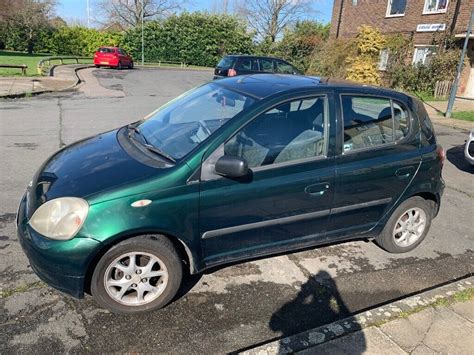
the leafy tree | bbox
[274,20,330,72]
[1,0,56,53]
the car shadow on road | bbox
[268,270,366,353]
[446,145,474,173]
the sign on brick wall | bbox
[416,23,446,32]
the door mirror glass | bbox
[215,155,249,178]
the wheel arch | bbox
[407,191,440,217]
[83,230,199,295]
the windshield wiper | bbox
[127,124,176,163]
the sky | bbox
[55,0,334,26]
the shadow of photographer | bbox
[269,270,366,354]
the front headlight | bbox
[29,197,89,240]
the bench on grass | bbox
[0,64,28,75]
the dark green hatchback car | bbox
[17,75,444,314]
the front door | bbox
[199,95,336,265]
[327,94,421,240]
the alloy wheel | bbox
[392,207,427,247]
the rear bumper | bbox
[93,58,119,66]
[17,194,102,298]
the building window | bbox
[423,0,448,14]
[413,46,437,65]
[386,0,407,17]
[378,49,389,71]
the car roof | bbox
[214,74,411,101]
[225,54,290,62]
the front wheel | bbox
[375,197,433,253]
[91,235,183,314]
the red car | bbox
[94,47,134,69]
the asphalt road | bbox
[0,67,473,353]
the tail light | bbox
[437,145,445,168]
[228,69,237,77]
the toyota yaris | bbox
[17,75,444,314]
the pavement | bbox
[0,67,473,353]
[0,64,90,97]
[245,277,474,354]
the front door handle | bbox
[305,183,330,196]
[395,167,416,179]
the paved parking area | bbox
[0,68,473,353]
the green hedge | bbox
[121,12,254,67]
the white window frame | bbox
[412,45,438,65]
[423,0,449,15]
[386,0,407,18]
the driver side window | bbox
[224,96,327,169]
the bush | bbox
[345,25,385,84]
[306,39,356,78]
[121,12,254,67]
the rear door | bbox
[327,93,421,241]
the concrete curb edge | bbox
[242,276,474,354]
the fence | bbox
[434,80,453,99]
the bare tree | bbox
[95,0,186,29]
[235,0,314,42]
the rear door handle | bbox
[395,167,416,179]
[305,183,330,196]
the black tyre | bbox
[375,197,433,253]
[117,61,122,70]
[129,61,134,69]
[95,65,100,68]
[91,235,183,314]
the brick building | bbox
[330,0,474,98]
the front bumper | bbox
[17,194,102,298]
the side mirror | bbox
[215,155,249,178]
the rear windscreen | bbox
[98,48,114,53]
[217,57,234,68]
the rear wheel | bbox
[129,61,134,69]
[91,235,183,314]
[117,61,122,70]
[95,65,100,68]
[375,197,433,253]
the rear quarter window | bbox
[217,57,235,69]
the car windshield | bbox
[217,57,234,68]
[137,83,256,160]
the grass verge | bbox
[0,50,92,77]
[451,111,474,122]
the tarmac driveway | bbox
[0,67,473,353]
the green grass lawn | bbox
[451,111,474,122]
[0,50,92,77]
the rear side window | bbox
[217,57,234,69]
[342,95,409,152]
[98,48,114,53]
[236,58,258,71]
[259,59,274,72]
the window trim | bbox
[201,94,331,179]
[339,94,412,156]
[412,45,438,65]
[422,0,449,15]
[385,0,407,18]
